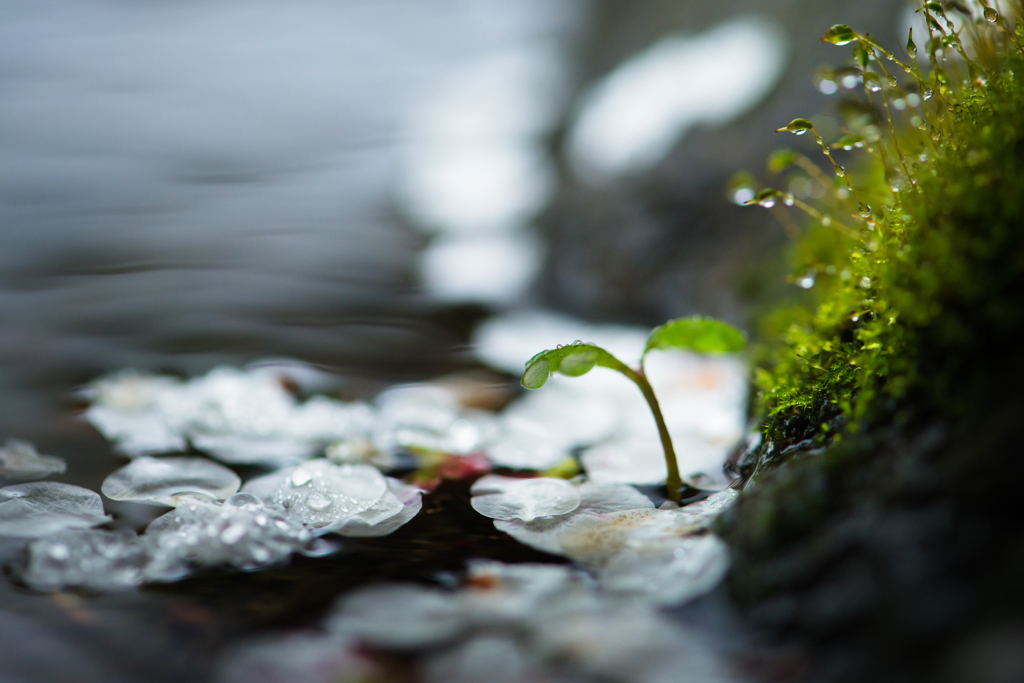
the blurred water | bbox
[0,0,581,445]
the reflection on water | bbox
[0,2,581,680]
[0,0,582,446]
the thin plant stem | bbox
[615,358,682,502]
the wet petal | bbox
[23,528,149,592]
[327,478,423,538]
[458,561,585,626]
[470,475,580,522]
[269,460,388,533]
[84,405,187,457]
[598,533,730,606]
[189,434,316,467]
[581,437,667,485]
[101,456,241,507]
[493,482,653,556]
[216,632,379,683]
[144,492,311,579]
[0,440,66,480]
[328,584,465,650]
[484,421,571,471]
[423,636,529,683]
[0,482,110,537]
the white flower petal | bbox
[0,482,110,537]
[23,528,149,592]
[470,475,580,522]
[144,492,311,579]
[327,478,423,538]
[101,456,241,507]
[328,585,465,650]
[268,460,388,533]
[0,440,66,480]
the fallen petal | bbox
[493,482,653,556]
[145,492,311,579]
[269,460,388,533]
[0,440,67,480]
[328,584,465,650]
[23,528,149,592]
[327,478,423,538]
[0,482,111,537]
[598,534,731,606]
[101,456,241,507]
[470,475,580,522]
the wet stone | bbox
[470,475,581,522]
[0,482,111,538]
[101,456,241,507]
[0,440,67,481]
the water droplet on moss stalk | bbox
[924,88,934,100]
[858,203,873,218]
[984,7,998,23]
[799,271,816,289]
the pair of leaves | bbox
[521,317,747,389]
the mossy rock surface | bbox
[724,20,1024,683]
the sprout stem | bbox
[613,359,683,502]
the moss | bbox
[723,8,1024,681]
[752,16,1024,459]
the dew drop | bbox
[868,82,882,93]
[930,126,941,142]
[984,7,999,23]
[887,75,898,88]
[799,272,816,289]
[860,276,872,289]
[758,197,776,209]
[306,492,332,511]
[924,88,934,100]
[822,216,833,227]
[858,203,872,219]
[290,469,312,487]
[783,194,795,207]
[835,165,847,178]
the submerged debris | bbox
[101,456,241,507]
[0,440,67,480]
[0,482,111,537]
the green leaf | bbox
[776,118,815,135]
[822,24,858,46]
[643,317,747,359]
[521,342,620,389]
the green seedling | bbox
[520,317,746,502]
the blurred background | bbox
[0,1,910,678]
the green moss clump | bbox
[751,15,1024,458]
[723,8,1024,681]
